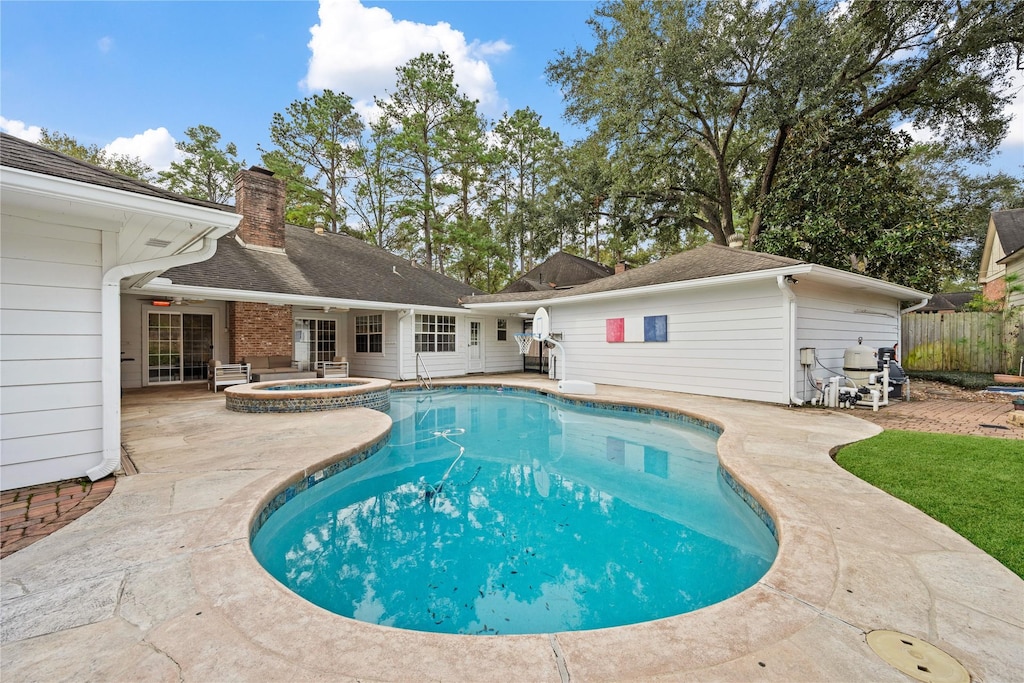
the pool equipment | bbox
[809,340,908,411]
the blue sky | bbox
[1,0,1021,177]
[1,0,599,170]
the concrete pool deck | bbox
[2,377,1022,681]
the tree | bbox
[899,144,1024,284]
[548,0,1022,259]
[37,129,153,180]
[345,118,411,252]
[260,90,364,233]
[378,52,483,270]
[756,119,965,292]
[492,108,563,274]
[157,125,244,203]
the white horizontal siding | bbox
[549,282,787,403]
[1,406,104,440]
[1,213,105,489]
[0,452,101,491]
[1,283,102,313]
[0,335,103,361]
[794,281,902,403]
[0,258,102,289]
[482,316,523,374]
[349,310,400,380]
[0,382,102,414]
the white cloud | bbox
[104,127,182,172]
[302,0,511,115]
[97,36,114,54]
[0,116,43,142]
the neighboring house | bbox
[1,134,241,490]
[465,245,928,405]
[978,208,1024,309]
[501,251,614,293]
[914,292,977,314]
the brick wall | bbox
[228,301,293,361]
[982,277,1006,304]
[235,167,286,250]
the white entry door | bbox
[467,318,484,373]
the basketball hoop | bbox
[514,333,536,355]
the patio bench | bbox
[209,361,251,392]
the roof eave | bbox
[464,262,928,310]
[136,281,470,314]
[0,166,237,228]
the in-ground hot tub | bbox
[224,377,391,413]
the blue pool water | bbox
[251,388,777,635]
[262,382,357,391]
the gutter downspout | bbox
[777,275,804,406]
[88,233,220,482]
[898,298,930,364]
[397,308,414,381]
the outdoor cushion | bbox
[247,356,270,369]
[269,355,292,368]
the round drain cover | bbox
[866,630,969,683]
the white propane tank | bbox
[843,340,877,389]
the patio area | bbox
[1,376,1022,681]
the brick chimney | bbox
[234,166,286,251]
[615,260,628,274]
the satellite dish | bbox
[532,307,550,341]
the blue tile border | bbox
[720,468,778,540]
[227,387,390,413]
[249,434,389,542]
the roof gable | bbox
[501,251,613,293]
[992,208,1024,262]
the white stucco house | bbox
[1,133,929,490]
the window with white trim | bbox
[355,314,383,353]
[415,314,456,352]
[497,318,508,341]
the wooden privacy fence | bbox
[901,310,1024,373]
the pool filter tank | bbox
[843,341,907,400]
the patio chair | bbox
[209,359,251,392]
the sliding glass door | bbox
[147,312,213,384]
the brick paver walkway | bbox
[0,477,115,558]
[857,395,1023,439]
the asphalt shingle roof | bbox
[993,208,1024,261]
[0,133,231,213]
[501,251,614,293]
[469,244,803,304]
[164,225,482,308]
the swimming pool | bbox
[250,387,777,635]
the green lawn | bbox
[835,430,1024,578]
